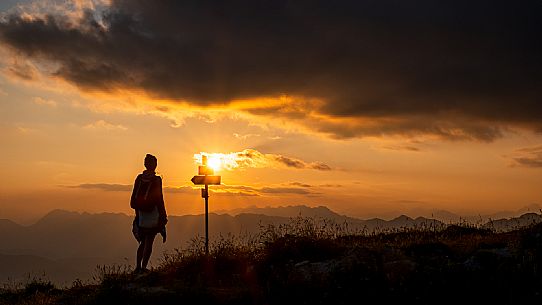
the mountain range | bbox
[0,205,541,286]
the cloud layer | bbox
[507,145,542,168]
[66,182,320,196]
[1,0,541,141]
[64,183,132,191]
[194,149,332,171]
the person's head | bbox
[144,154,157,171]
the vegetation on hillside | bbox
[1,216,541,305]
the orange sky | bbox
[1,73,540,224]
[0,0,541,224]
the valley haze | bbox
[1,205,541,286]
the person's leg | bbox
[141,233,156,270]
[136,240,144,271]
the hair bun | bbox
[145,154,157,164]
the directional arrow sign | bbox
[191,175,221,185]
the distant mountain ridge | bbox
[412,203,542,223]
[482,212,542,231]
[219,205,352,219]
[0,205,540,285]
[220,203,542,224]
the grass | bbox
[1,216,542,305]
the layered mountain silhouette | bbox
[0,205,540,285]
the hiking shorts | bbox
[138,227,159,242]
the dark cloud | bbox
[512,158,542,168]
[163,186,194,193]
[217,184,318,195]
[7,61,38,80]
[64,183,132,191]
[215,184,257,192]
[380,145,421,152]
[310,162,332,171]
[260,187,316,195]
[507,145,542,168]
[1,0,541,140]
[165,184,259,196]
[211,184,259,196]
[290,182,343,188]
[319,184,343,188]
[211,190,259,197]
[274,155,305,169]
[273,155,332,171]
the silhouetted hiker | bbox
[130,154,168,273]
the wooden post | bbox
[204,183,209,255]
[202,155,209,255]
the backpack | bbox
[132,176,157,212]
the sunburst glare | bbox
[207,156,222,171]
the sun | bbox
[207,156,222,172]
[195,152,239,172]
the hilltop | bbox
[1,215,541,305]
[0,206,541,286]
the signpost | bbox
[191,175,221,185]
[191,155,221,255]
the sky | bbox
[0,0,541,224]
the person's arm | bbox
[156,176,168,226]
[130,175,141,210]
